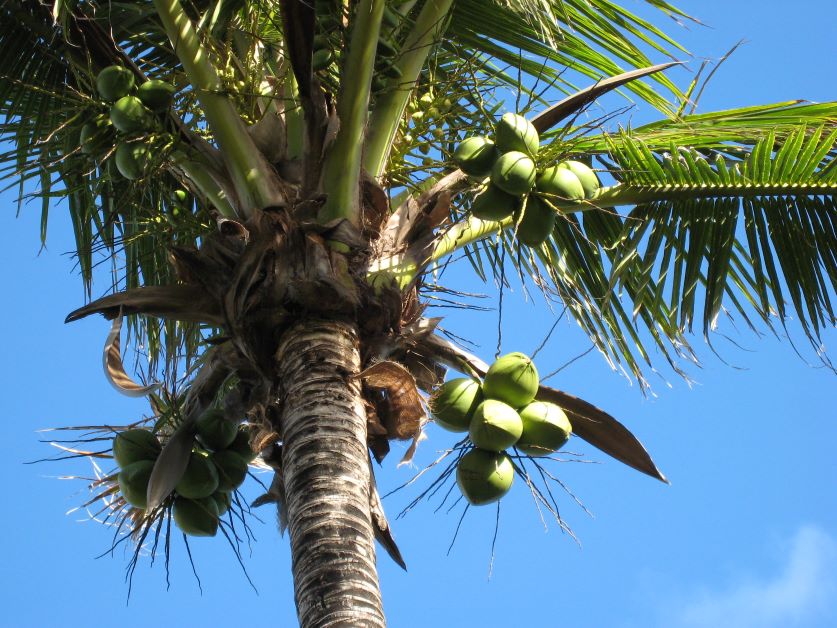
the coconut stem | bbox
[152,0,281,215]
[318,0,387,223]
[170,151,236,218]
[363,0,454,180]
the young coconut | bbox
[114,142,153,180]
[470,183,518,221]
[212,450,249,492]
[515,195,556,247]
[118,460,155,509]
[173,495,220,537]
[453,136,498,177]
[175,451,220,499]
[536,164,585,203]
[137,79,176,112]
[490,151,537,197]
[112,428,161,467]
[226,427,258,462]
[196,407,238,451]
[429,378,483,432]
[96,65,135,102]
[559,160,600,199]
[469,399,523,451]
[212,491,232,516]
[79,116,113,157]
[494,112,539,156]
[517,401,572,456]
[456,449,515,506]
[109,95,154,134]
[482,352,540,408]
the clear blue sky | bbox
[1,2,835,627]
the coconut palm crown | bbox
[1,1,834,626]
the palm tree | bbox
[2,1,834,626]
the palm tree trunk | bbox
[275,318,385,627]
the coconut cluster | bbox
[429,353,573,506]
[81,65,176,180]
[112,408,256,537]
[453,112,601,246]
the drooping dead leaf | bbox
[369,459,406,570]
[358,361,426,440]
[102,311,159,398]
[146,424,196,511]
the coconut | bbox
[312,49,333,72]
[536,165,584,202]
[109,96,153,134]
[226,427,258,462]
[517,401,572,456]
[112,428,161,467]
[137,79,175,112]
[196,408,238,451]
[482,352,539,408]
[559,160,600,199]
[212,450,249,492]
[515,195,556,247]
[80,117,113,157]
[469,399,523,451]
[494,112,539,157]
[118,460,155,509]
[212,491,232,516]
[430,378,483,432]
[114,141,152,180]
[453,136,498,177]
[175,451,220,499]
[490,151,536,197]
[456,449,514,506]
[470,183,518,221]
[96,65,135,102]
[173,496,219,537]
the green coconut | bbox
[536,165,585,202]
[430,378,483,432]
[515,195,556,247]
[469,399,523,452]
[482,352,539,408]
[494,112,539,157]
[456,449,514,506]
[453,136,498,177]
[470,183,518,221]
[212,491,232,516]
[196,408,238,451]
[79,117,113,157]
[173,496,220,537]
[559,160,600,199]
[226,427,258,462]
[173,189,189,203]
[490,151,537,197]
[96,65,135,102]
[175,451,220,499]
[112,429,161,467]
[312,48,333,72]
[109,96,153,134]
[213,450,249,492]
[137,79,175,112]
[517,401,572,456]
[118,460,155,509]
[114,141,152,180]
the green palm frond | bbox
[565,101,837,154]
[449,0,692,116]
[596,129,836,342]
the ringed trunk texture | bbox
[275,318,385,627]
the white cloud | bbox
[672,525,837,628]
